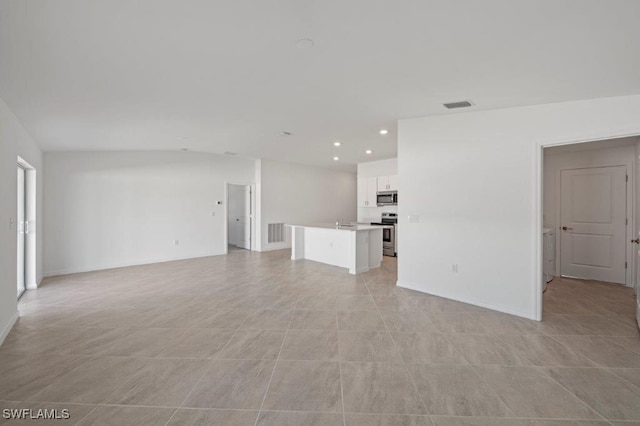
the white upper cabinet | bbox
[358,177,378,208]
[377,175,398,192]
[388,174,399,191]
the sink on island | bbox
[286,223,384,274]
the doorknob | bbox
[561,226,573,231]
[631,238,640,244]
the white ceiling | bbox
[1,0,640,171]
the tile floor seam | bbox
[601,334,640,356]
[536,365,612,422]
[441,333,510,367]
[549,334,640,368]
[160,407,180,426]
[492,332,590,368]
[370,279,431,417]
[336,307,347,426]
[5,401,630,422]
[606,368,640,392]
[426,413,618,421]
[17,355,110,404]
[253,304,295,426]
[78,357,202,408]
[172,321,248,411]
[456,361,517,418]
[2,401,195,410]
[72,404,99,425]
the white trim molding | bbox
[0,311,19,348]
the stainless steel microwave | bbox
[377,191,397,206]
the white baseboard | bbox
[44,251,226,277]
[0,311,19,348]
[396,280,537,321]
[26,276,42,290]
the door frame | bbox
[535,132,640,321]
[224,181,256,253]
[17,156,37,291]
[17,164,26,299]
[555,164,633,286]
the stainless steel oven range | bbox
[370,212,397,257]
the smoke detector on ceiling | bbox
[296,38,314,49]
[443,100,474,109]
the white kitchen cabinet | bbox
[358,177,378,208]
[388,174,399,191]
[377,175,399,192]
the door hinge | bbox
[626,174,629,182]
[625,261,628,269]
[626,218,628,225]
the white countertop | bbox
[287,223,384,231]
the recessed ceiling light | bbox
[333,156,339,161]
[334,141,341,147]
[379,129,388,135]
[296,38,314,49]
[365,150,373,154]
[180,148,188,151]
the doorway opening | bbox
[226,183,254,252]
[17,165,26,299]
[540,136,639,324]
[17,156,36,299]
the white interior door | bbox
[227,186,238,246]
[560,166,627,284]
[237,186,251,249]
[17,166,26,298]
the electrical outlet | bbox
[451,264,458,273]
[173,240,179,246]
[211,211,216,216]
[408,215,420,223]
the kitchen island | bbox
[287,223,383,274]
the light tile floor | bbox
[1,249,639,425]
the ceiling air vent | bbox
[443,100,474,109]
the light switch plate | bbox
[408,215,420,223]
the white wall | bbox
[357,158,398,223]
[358,158,398,177]
[543,141,637,279]
[0,97,43,343]
[259,159,357,251]
[43,151,256,275]
[398,94,640,320]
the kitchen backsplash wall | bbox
[358,205,398,223]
